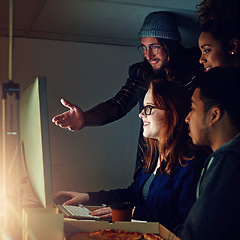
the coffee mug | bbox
[110,202,133,223]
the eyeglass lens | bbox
[140,105,153,115]
[138,46,159,56]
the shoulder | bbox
[205,139,240,177]
[213,134,240,163]
[201,146,240,191]
[134,167,151,182]
[129,62,144,70]
[212,149,240,168]
[128,62,145,78]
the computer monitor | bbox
[20,77,53,208]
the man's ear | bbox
[229,38,240,55]
[209,106,223,126]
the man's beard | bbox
[147,60,168,76]
[151,64,167,77]
[196,115,211,147]
[196,126,210,147]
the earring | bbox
[231,51,235,55]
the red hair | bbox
[143,79,193,175]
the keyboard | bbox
[57,204,100,220]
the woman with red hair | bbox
[54,80,209,232]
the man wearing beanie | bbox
[139,11,181,41]
[53,11,201,174]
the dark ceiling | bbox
[0,0,202,47]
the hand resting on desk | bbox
[53,191,112,219]
[90,207,112,219]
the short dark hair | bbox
[193,67,240,129]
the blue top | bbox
[87,149,208,232]
[176,133,240,240]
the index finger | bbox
[52,113,65,122]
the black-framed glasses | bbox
[139,105,160,115]
[138,45,162,56]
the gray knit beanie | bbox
[138,11,181,41]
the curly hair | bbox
[196,0,240,25]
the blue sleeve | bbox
[86,169,146,205]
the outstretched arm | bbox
[52,63,145,131]
[52,98,122,131]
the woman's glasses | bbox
[139,105,160,115]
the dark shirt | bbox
[176,133,240,240]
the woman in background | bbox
[54,80,209,232]
[198,20,240,72]
[197,0,240,71]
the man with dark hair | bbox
[177,67,240,240]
